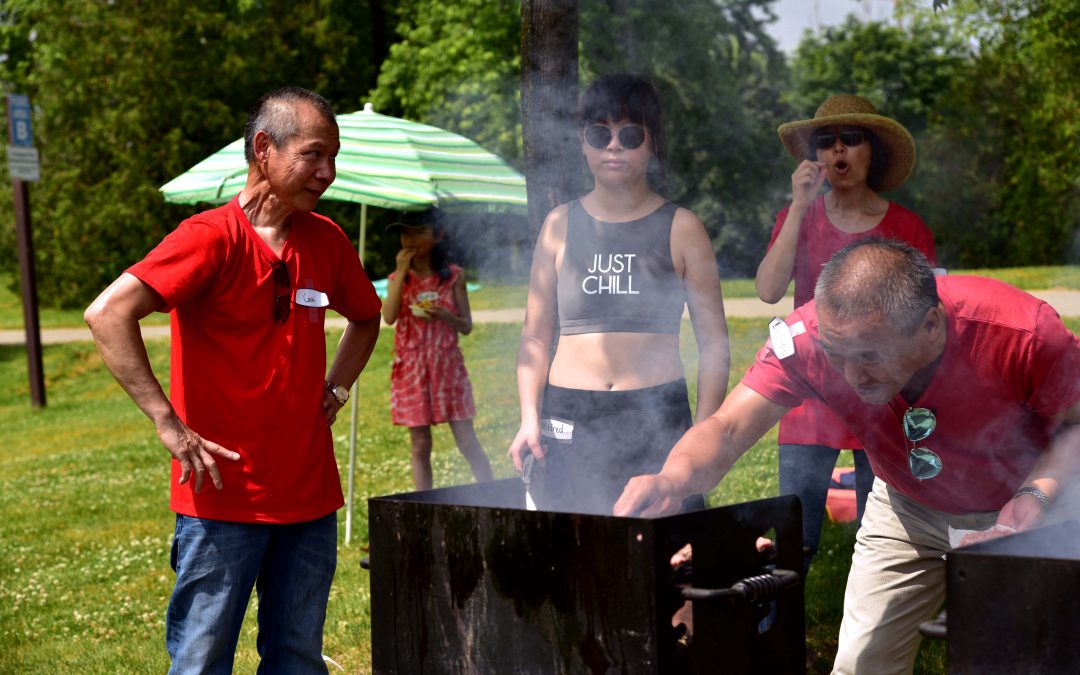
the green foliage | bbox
[0,0,389,308]
[917,0,1080,267]
[786,0,1080,269]
[368,0,523,164]
[579,0,792,278]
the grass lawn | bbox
[0,316,955,674]
[3,293,1079,672]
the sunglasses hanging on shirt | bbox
[902,407,942,480]
[272,260,291,324]
[583,124,647,150]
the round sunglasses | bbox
[583,124,647,150]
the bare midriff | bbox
[548,332,684,390]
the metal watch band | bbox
[1012,486,1049,507]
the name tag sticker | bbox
[790,321,806,337]
[540,417,574,442]
[768,317,795,360]
[295,288,330,308]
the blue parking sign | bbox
[8,94,33,147]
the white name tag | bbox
[769,317,795,360]
[295,288,329,308]
[540,417,574,442]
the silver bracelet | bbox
[1012,486,1050,507]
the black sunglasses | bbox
[902,407,942,480]
[272,260,291,324]
[583,124,647,150]
[813,129,866,150]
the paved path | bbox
[4,290,1080,345]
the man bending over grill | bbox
[615,237,1080,675]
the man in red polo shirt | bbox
[615,238,1080,674]
[84,87,381,673]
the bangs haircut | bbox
[244,86,336,164]
[579,74,665,166]
[815,237,939,335]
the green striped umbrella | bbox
[161,103,527,211]
[160,104,527,543]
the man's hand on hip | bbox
[156,417,240,493]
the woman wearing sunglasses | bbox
[508,74,730,514]
[756,94,937,571]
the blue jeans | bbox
[165,513,337,674]
[778,444,874,571]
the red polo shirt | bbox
[742,276,1080,513]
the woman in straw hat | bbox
[508,74,730,515]
[756,94,937,571]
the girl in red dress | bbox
[382,216,493,490]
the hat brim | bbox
[778,113,916,192]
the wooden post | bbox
[520,0,581,239]
[7,94,45,408]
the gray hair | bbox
[815,237,940,335]
[243,87,336,164]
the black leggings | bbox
[536,379,695,515]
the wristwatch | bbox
[325,381,350,405]
[1012,485,1050,508]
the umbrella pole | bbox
[345,203,368,546]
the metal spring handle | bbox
[681,569,800,603]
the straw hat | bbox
[777,94,916,192]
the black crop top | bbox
[556,200,686,335]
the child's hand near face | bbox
[395,247,415,274]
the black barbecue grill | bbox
[918,519,1080,674]
[366,479,805,674]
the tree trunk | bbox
[520,0,581,240]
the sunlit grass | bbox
[4,316,1079,672]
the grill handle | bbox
[681,568,800,603]
[918,610,947,641]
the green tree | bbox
[579,0,791,277]
[787,10,968,234]
[786,0,1080,269]
[918,0,1080,267]
[368,0,523,164]
[0,0,387,308]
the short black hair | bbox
[579,74,666,170]
[243,87,336,164]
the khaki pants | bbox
[832,479,998,675]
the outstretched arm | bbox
[614,384,789,517]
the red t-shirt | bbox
[741,276,1080,514]
[767,196,937,448]
[127,198,381,523]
